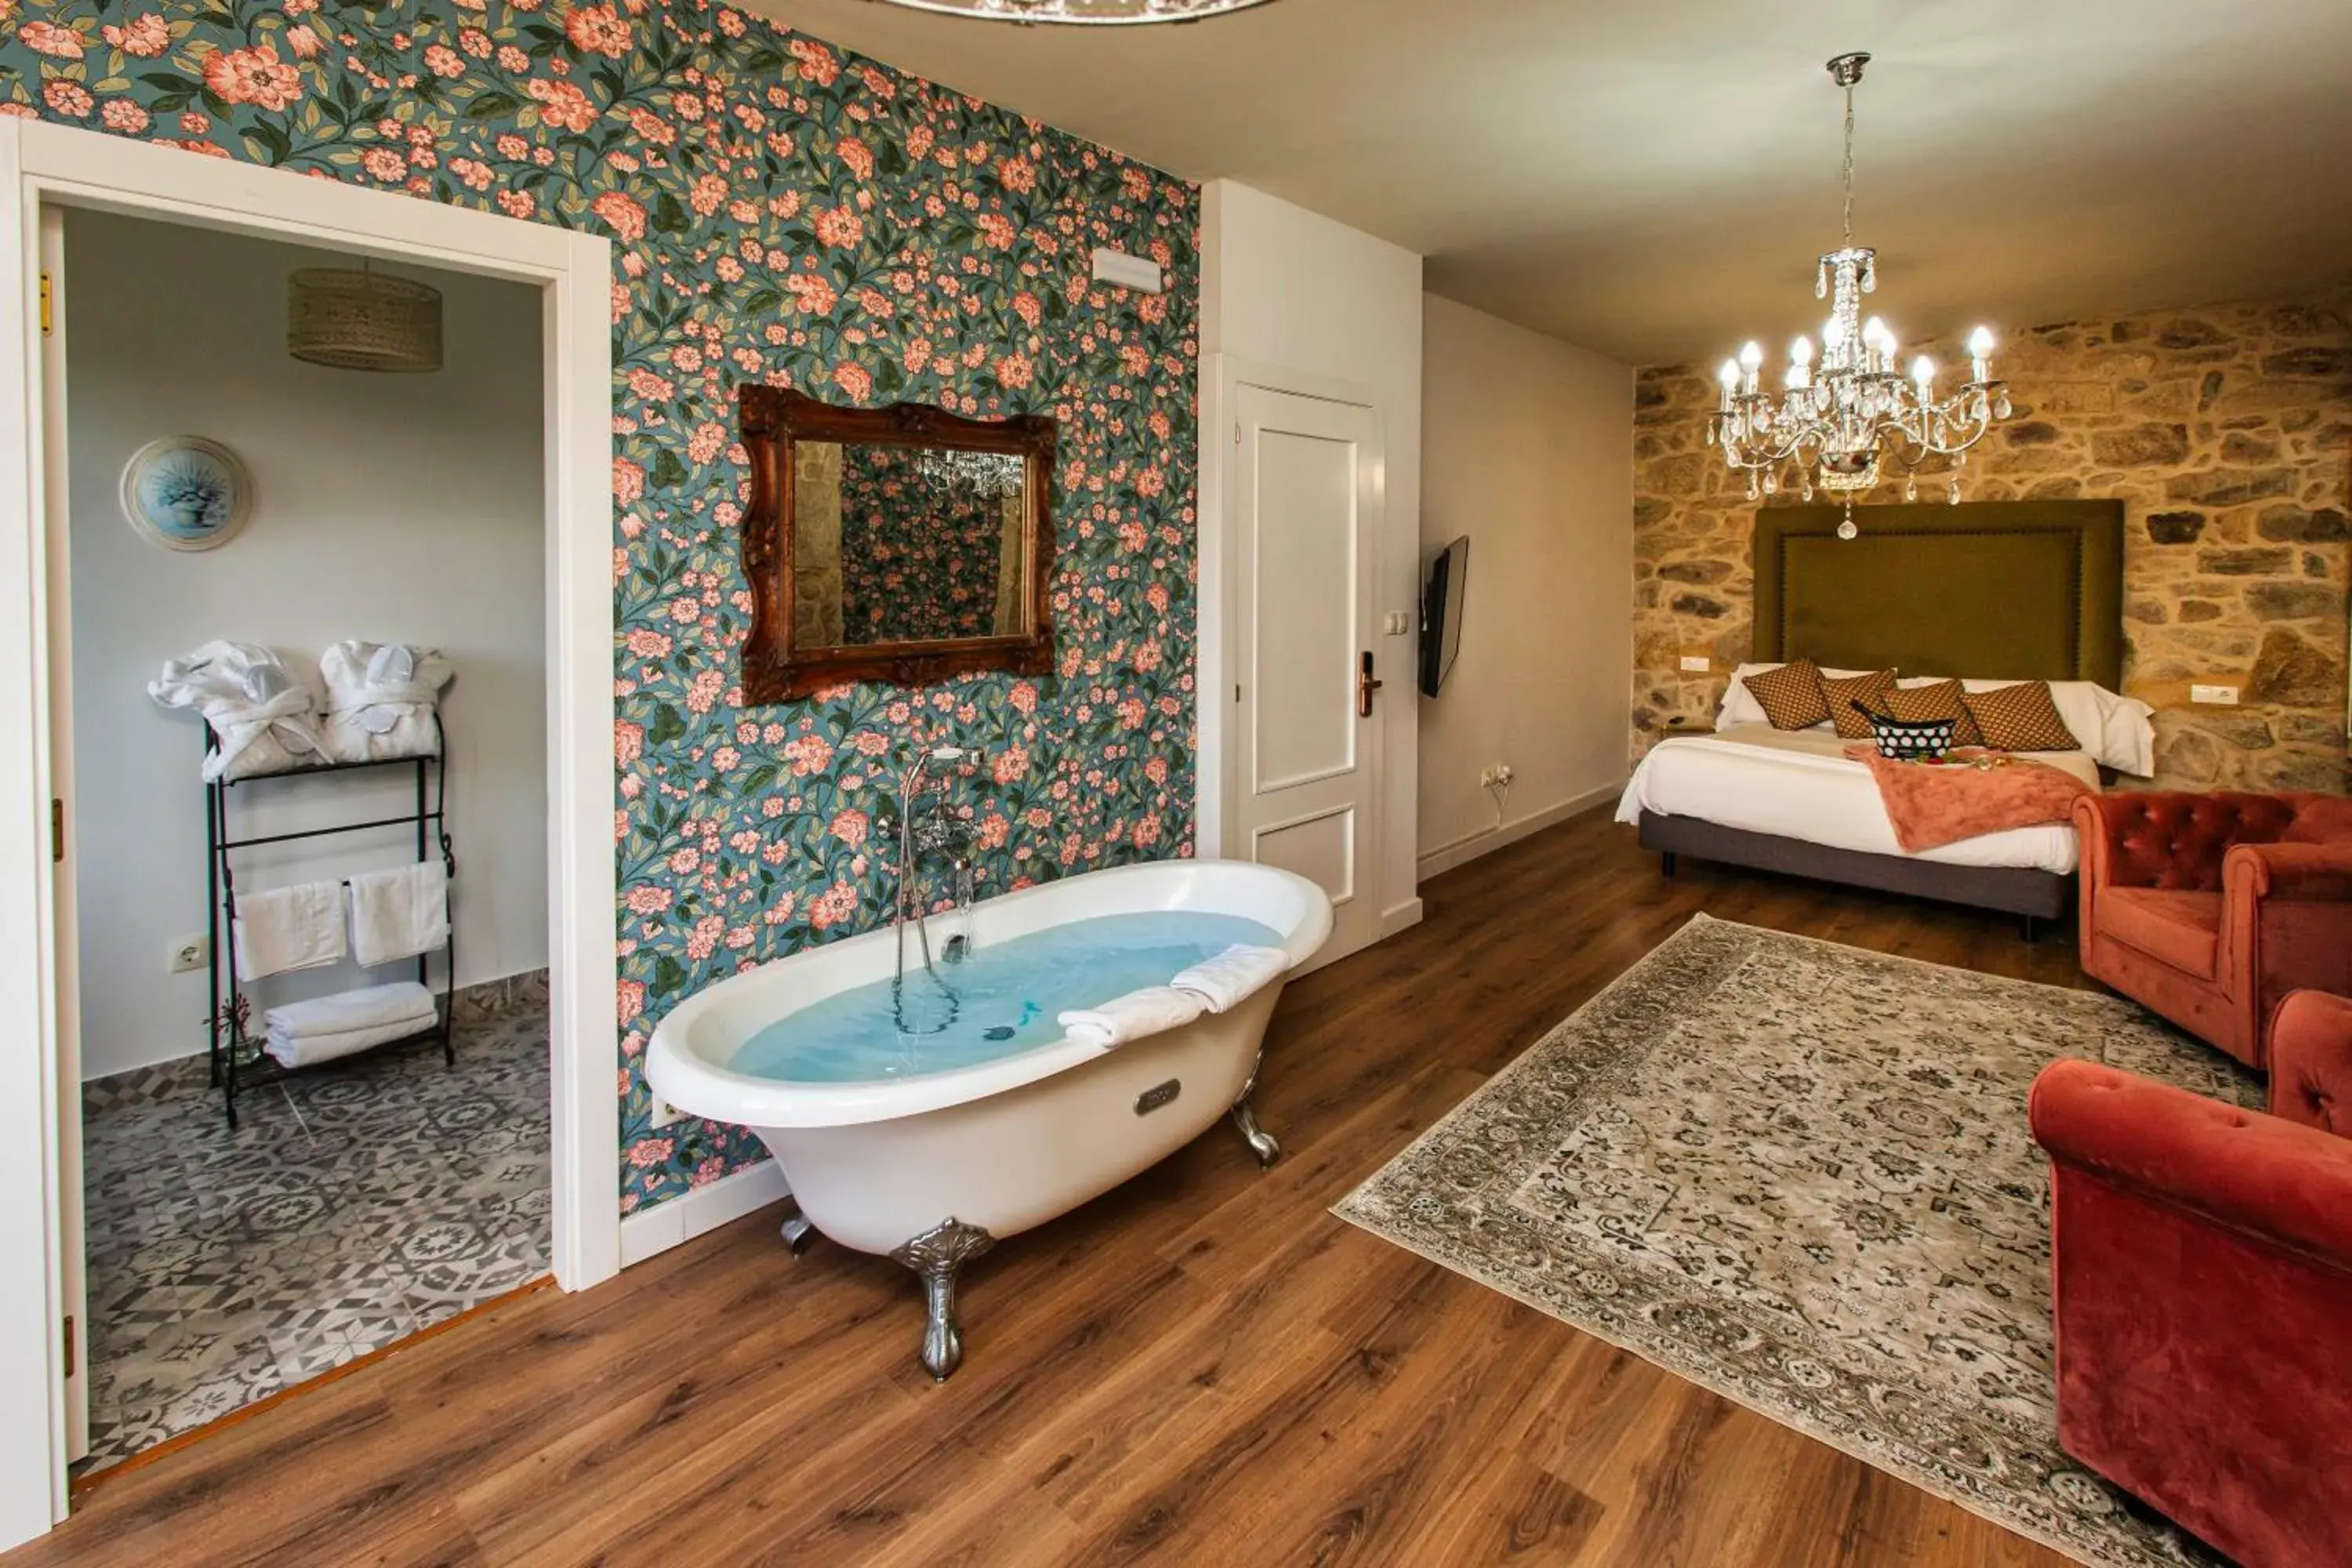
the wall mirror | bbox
[739,388,1057,702]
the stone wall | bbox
[1633,289,2352,791]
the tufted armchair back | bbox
[2090,791,2325,891]
[2270,991,2352,1138]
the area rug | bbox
[1335,915,2259,1567]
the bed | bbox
[1620,500,2142,933]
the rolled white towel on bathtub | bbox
[1058,985,1207,1050]
[1168,943,1289,1014]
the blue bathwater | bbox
[728,910,1284,1084]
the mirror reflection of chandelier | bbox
[865,0,1272,21]
[917,448,1025,499]
[1709,53,2015,538]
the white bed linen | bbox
[1617,724,2096,873]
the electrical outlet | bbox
[2189,683,2240,706]
[1679,655,1711,673]
[649,1093,681,1130]
[167,934,207,975]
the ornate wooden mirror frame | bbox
[738,387,1058,702]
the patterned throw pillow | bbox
[1886,679,1985,748]
[1963,681,2083,752]
[1822,669,1897,739]
[1743,659,1831,730]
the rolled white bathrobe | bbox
[149,641,331,782]
[320,641,452,764]
[1058,985,1207,1050]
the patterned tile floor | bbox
[77,995,550,1475]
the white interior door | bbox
[38,207,86,1464]
[1232,383,1384,966]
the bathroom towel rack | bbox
[202,717,457,1130]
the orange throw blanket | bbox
[1843,746,2092,853]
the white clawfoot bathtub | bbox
[645,858,1332,1377]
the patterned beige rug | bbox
[1336,915,2258,1567]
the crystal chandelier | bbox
[866,0,1274,23]
[917,448,1025,499]
[1710,53,2013,538]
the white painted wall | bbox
[1417,295,1633,878]
[63,209,546,1080]
[1197,179,1425,935]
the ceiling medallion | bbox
[864,0,1275,24]
[1709,52,2013,539]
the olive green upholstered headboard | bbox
[1751,502,2125,689]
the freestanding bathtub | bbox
[645,858,1332,1378]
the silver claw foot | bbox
[889,1218,995,1381]
[1231,1058,1281,1169]
[1231,1095,1282,1168]
[779,1200,816,1257]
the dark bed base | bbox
[1637,810,2071,937]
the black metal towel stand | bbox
[204,714,458,1129]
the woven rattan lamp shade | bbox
[287,264,443,372]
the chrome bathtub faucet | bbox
[884,746,979,1036]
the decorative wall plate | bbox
[120,437,252,552]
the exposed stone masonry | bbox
[1633,289,2352,791]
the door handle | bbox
[1358,650,1382,718]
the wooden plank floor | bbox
[20,806,2097,1568]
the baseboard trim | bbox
[1380,898,1425,938]
[1416,781,1624,882]
[619,1157,790,1268]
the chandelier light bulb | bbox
[1791,336,1815,366]
[1911,355,1936,390]
[1739,341,1764,370]
[1968,325,1996,379]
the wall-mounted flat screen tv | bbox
[1419,535,1468,698]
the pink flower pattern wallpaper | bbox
[0,0,1201,1211]
[837,443,1011,644]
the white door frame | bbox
[0,119,619,1548]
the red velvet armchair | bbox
[2073,790,2352,1067]
[2030,992,2352,1568]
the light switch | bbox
[1679,655,1711,673]
[2189,683,2240,706]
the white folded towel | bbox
[349,861,449,967]
[232,880,347,981]
[263,980,437,1068]
[1168,943,1290,1014]
[264,1014,436,1069]
[1058,985,1207,1050]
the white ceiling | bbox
[757,0,2352,366]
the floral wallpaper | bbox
[0,0,1201,1211]
[837,443,1009,643]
